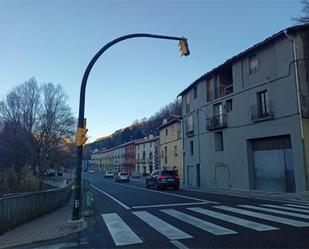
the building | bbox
[135,135,159,175]
[159,116,183,179]
[123,141,136,175]
[91,148,115,173]
[178,24,309,193]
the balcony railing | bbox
[207,84,233,102]
[136,159,146,163]
[206,114,227,130]
[251,101,274,122]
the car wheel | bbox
[174,186,179,190]
[146,182,150,189]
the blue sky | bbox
[0,0,302,141]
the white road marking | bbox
[262,204,309,214]
[170,240,190,249]
[239,205,309,220]
[102,213,143,246]
[284,203,309,209]
[161,209,237,235]
[105,179,217,203]
[32,243,78,249]
[215,206,309,227]
[188,207,278,231]
[133,211,192,240]
[90,184,131,210]
[132,201,211,209]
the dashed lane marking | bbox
[161,209,237,235]
[215,206,309,227]
[133,210,192,240]
[188,207,278,231]
[102,213,143,246]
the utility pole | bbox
[72,33,190,220]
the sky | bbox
[0,0,302,142]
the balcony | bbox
[136,159,146,164]
[251,101,274,122]
[206,114,227,130]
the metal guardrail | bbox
[0,181,73,235]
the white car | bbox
[104,171,114,178]
[114,172,129,182]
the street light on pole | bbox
[72,33,190,220]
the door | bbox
[187,166,196,187]
[252,135,295,192]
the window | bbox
[142,151,146,160]
[174,145,178,156]
[257,90,269,117]
[185,93,191,113]
[186,115,194,134]
[161,150,163,159]
[149,152,153,160]
[143,143,145,148]
[206,77,215,102]
[165,128,168,136]
[164,146,167,164]
[225,99,233,113]
[249,55,258,74]
[215,132,224,151]
[193,86,197,99]
[190,141,194,155]
[150,142,152,147]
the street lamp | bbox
[72,33,190,220]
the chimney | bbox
[162,118,168,125]
[149,134,153,139]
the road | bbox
[28,171,309,249]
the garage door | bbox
[252,135,295,192]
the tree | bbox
[0,78,76,193]
[294,0,309,24]
[36,83,75,176]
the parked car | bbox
[88,169,95,174]
[146,170,180,190]
[114,172,130,183]
[104,171,114,178]
[44,168,56,176]
[131,171,141,178]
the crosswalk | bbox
[101,202,309,247]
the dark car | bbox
[146,170,180,190]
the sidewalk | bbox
[0,198,87,249]
[122,174,309,203]
[183,186,309,203]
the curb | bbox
[182,187,309,204]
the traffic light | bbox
[179,39,190,57]
[76,119,88,146]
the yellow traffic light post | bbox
[179,38,190,56]
[72,33,190,220]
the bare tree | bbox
[37,83,75,175]
[293,0,309,24]
[0,79,76,193]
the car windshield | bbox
[161,171,177,176]
[119,173,128,176]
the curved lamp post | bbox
[73,33,190,220]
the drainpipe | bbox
[284,29,307,191]
[284,30,304,139]
[196,108,201,187]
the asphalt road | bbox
[81,172,309,249]
[26,172,309,249]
